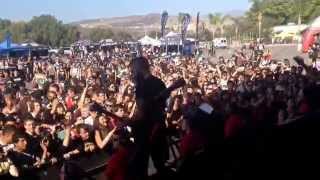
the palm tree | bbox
[248,0,264,40]
[178,13,191,38]
[219,15,232,36]
[208,13,226,39]
[178,13,185,32]
[228,16,241,40]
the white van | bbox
[213,38,228,48]
[60,47,73,56]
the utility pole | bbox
[297,0,302,51]
[298,0,302,25]
[258,12,262,42]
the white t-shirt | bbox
[220,79,228,90]
[84,116,94,126]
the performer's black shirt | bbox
[135,75,166,124]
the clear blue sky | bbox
[1,0,251,23]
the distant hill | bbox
[71,13,162,29]
[71,10,244,37]
[72,10,244,26]
[225,10,245,17]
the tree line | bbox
[0,15,79,47]
[0,15,133,47]
[208,0,320,41]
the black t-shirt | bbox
[63,134,96,156]
[26,113,42,123]
[135,75,166,123]
[62,138,82,154]
[25,133,40,156]
[7,150,38,179]
[95,126,114,154]
[7,151,37,169]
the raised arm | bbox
[294,56,319,78]
[95,128,116,149]
[77,85,88,109]
[129,102,136,119]
[62,126,71,147]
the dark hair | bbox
[77,123,91,133]
[50,84,60,93]
[131,57,150,73]
[30,100,41,112]
[12,131,26,143]
[89,102,103,113]
[131,57,150,85]
[39,129,52,142]
[68,86,76,93]
[2,125,16,136]
[114,104,124,111]
[23,118,35,124]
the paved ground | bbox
[213,44,310,65]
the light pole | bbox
[258,12,262,42]
[298,0,302,25]
[297,0,302,51]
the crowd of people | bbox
[0,42,320,180]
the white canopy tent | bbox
[71,40,92,47]
[100,39,116,46]
[160,31,182,46]
[311,16,320,28]
[138,35,161,46]
[20,41,42,47]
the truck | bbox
[213,38,228,48]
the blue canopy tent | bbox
[0,34,30,57]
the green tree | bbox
[89,28,114,42]
[229,16,241,40]
[303,0,320,22]
[114,31,133,41]
[28,15,67,46]
[245,0,320,40]
[208,13,227,39]
[9,22,29,42]
[27,15,79,47]
[60,25,80,46]
[178,13,185,32]
[0,18,11,41]
[149,30,160,39]
[199,28,213,41]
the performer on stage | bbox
[128,56,169,180]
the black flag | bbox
[196,12,200,41]
[161,11,169,38]
[181,14,191,43]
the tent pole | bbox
[166,38,168,55]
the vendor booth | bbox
[138,35,161,46]
[0,36,48,57]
